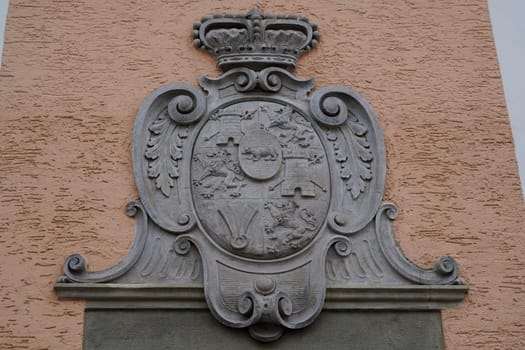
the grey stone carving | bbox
[55,7,467,344]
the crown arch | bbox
[193,8,319,71]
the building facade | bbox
[0,0,524,348]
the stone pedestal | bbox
[55,283,467,349]
[84,309,445,350]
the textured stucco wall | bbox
[0,0,524,349]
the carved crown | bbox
[193,8,320,71]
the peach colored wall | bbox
[0,0,524,348]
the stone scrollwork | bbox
[375,203,460,285]
[199,66,315,100]
[332,235,353,257]
[145,113,187,198]
[173,234,194,256]
[166,84,207,125]
[60,201,148,283]
[145,84,206,198]
[258,67,315,95]
[133,83,207,233]
[310,87,351,127]
[310,86,386,235]
[55,7,466,344]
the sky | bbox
[0,0,7,65]
[0,1,523,199]
[488,0,525,199]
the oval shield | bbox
[191,101,330,259]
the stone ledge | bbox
[55,283,467,310]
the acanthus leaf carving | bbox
[311,85,386,235]
[145,113,187,197]
[139,236,202,282]
[130,83,206,233]
[313,89,374,200]
[331,120,373,200]
[326,238,385,283]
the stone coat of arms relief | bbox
[55,8,466,343]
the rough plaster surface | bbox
[0,0,523,349]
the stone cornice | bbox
[55,283,467,310]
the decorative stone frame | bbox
[55,8,467,347]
